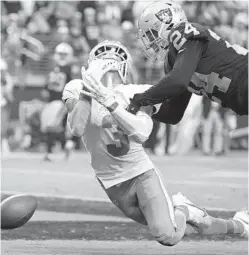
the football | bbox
[1,194,38,230]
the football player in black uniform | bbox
[128,1,248,124]
[42,42,74,161]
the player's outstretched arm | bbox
[153,89,192,124]
[132,40,205,107]
[63,79,91,137]
[109,103,154,143]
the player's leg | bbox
[213,111,224,155]
[44,131,55,161]
[135,169,209,246]
[103,170,189,246]
[202,112,212,155]
[194,212,248,237]
[102,178,147,225]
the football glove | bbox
[81,74,116,108]
[126,98,141,115]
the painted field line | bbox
[1,190,237,213]
[2,168,94,178]
[1,190,110,202]
[3,169,247,188]
[30,210,131,222]
[170,180,248,189]
[201,170,248,179]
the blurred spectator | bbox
[230,12,248,48]
[26,3,52,34]
[223,110,237,154]
[154,123,167,156]
[2,1,22,14]
[52,1,77,22]
[77,0,97,21]
[19,99,46,150]
[56,21,71,44]
[1,58,14,154]
[168,95,203,156]
[82,7,100,48]
[201,98,226,156]
[1,0,247,155]
[70,12,90,63]
[2,13,44,78]
[41,42,75,161]
[120,1,134,24]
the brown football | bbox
[1,194,37,229]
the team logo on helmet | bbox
[155,9,172,24]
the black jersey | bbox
[132,22,248,116]
[46,65,72,102]
[166,22,248,115]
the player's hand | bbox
[126,97,141,115]
[81,74,116,108]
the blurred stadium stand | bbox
[1,0,248,153]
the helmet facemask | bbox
[137,1,187,60]
[88,41,132,84]
[137,23,171,60]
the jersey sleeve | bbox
[169,22,209,51]
[62,79,82,102]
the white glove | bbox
[82,58,120,81]
[81,74,116,108]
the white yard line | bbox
[2,168,94,178]
[1,190,237,212]
[1,190,110,202]
[30,210,131,222]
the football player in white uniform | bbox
[63,41,249,245]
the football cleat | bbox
[172,192,211,228]
[233,211,249,238]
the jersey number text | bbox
[170,23,200,50]
[189,72,231,103]
[102,116,130,157]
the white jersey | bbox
[63,81,157,189]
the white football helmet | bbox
[137,1,187,60]
[54,42,73,66]
[88,40,132,84]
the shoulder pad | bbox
[169,22,209,51]
[62,79,82,101]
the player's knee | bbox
[123,208,135,219]
[156,235,180,247]
[154,229,180,247]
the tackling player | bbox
[127,1,248,123]
[63,41,248,245]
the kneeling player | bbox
[63,41,248,246]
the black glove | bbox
[126,97,141,115]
